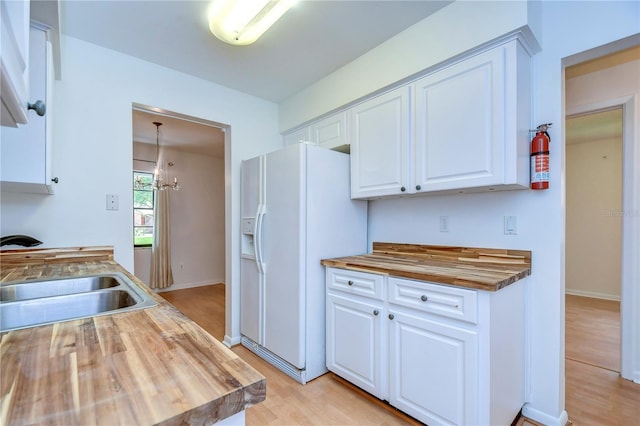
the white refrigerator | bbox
[240,143,367,384]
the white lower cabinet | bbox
[326,267,526,426]
[388,309,478,426]
[326,292,385,399]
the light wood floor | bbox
[160,285,640,425]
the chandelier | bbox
[151,121,180,191]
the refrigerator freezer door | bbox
[240,257,262,343]
[240,156,264,343]
[262,144,306,368]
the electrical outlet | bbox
[504,216,517,235]
[439,216,449,233]
[106,194,119,211]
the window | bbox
[134,171,154,246]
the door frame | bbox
[566,95,639,382]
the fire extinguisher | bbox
[530,123,552,190]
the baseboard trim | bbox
[223,335,241,348]
[565,289,620,301]
[522,404,569,426]
[156,281,225,293]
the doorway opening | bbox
[131,104,227,295]
[563,39,639,384]
[565,108,623,373]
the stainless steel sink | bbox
[1,275,119,301]
[0,273,157,332]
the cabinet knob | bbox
[51,177,59,184]
[420,295,428,302]
[415,185,421,191]
[373,310,379,316]
[347,280,354,286]
[388,314,394,320]
[400,186,406,192]
[28,100,46,117]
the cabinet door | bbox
[0,0,30,126]
[1,26,54,194]
[283,127,311,146]
[326,292,385,399]
[350,86,410,199]
[388,310,478,426]
[310,112,347,150]
[413,47,506,192]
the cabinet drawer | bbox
[326,268,384,300]
[388,277,477,324]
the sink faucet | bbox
[0,235,43,247]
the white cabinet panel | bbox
[310,112,347,150]
[414,47,505,192]
[283,126,311,146]
[326,292,385,399]
[388,310,478,426]
[327,267,384,300]
[0,0,30,126]
[1,26,55,194]
[412,40,529,193]
[388,277,478,324]
[350,87,410,199]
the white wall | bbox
[133,143,226,291]
[279,0,539,131]
[566,120,622,300]
[278,1,640,424]
[0,35,283,342]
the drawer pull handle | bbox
[420,295,428,302]
[388,314,394,320]
[347,280,354,286]
[373,310,379,316]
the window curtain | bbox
[150,159,174,289]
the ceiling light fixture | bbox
[152,121,180,191]
[208,0,297,46]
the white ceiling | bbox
[132,109,225,157]
[61,0,453,155]
[61,0,452,103]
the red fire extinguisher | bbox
[530,123,552,190]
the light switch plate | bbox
[439,216,449,233]
[504,216,517,235]
[106,194,119,211]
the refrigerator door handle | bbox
[255,204,266,273]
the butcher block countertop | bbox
[0,246,265,425]
[321,242,532,291]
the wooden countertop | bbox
[321,242,532,291]
[0,247,265,425]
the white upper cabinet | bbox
[1,25,56,194]
[413,40,530,193]
[283,126,311,146]
[348,37,530,200]
[1,0,30,126]
[310,112,347,150]
[349,86,410,199]
[283,111,348,151]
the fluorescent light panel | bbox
[208,0,296,46]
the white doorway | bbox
[565,108,623,372]
[564,39,640,383]
[131,104,228,293]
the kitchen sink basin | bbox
[0,273,157,332]
[1,275,119,301]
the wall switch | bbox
[439,216,449,233]
[504,216,517,235]
[106,194,119,211]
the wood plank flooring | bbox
[160,285,640,425]
[565,294,620,372]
